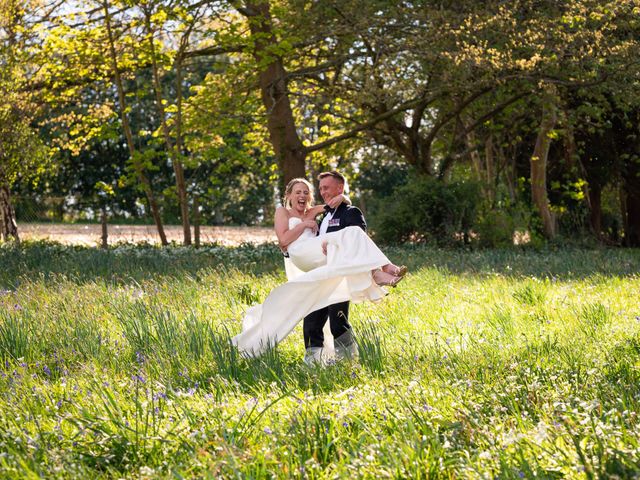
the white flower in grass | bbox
[139,466,155,476]
[478,450,492,460]
[533,421,549,443]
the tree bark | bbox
[624,165,640,247]
[100,205,108,249]
[484,134,495,205]
[193,194,200,248]
[620,183,628,244]
[240,1,306,186]
[102,0,168,245]
[588,185,602,238]
[143,8,191,245]
[0,182,19,242]
[530,92,557,239]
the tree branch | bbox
[303,96,427,154]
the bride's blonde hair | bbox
[284,178,314,209]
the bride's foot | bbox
[372,269,404,287]
[382,264,408,277]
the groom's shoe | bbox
[304,347,324,366]
[334,330,359,362]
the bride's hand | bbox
[326,194,351,209]
[321,240,328,255]
[303,219,318,234]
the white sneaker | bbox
[334,330,359,362]
[303,347,324,366]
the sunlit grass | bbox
[0,240,639,478]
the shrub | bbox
[475,209,515,247]
[370,175,480,245]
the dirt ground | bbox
[18,223,277,246]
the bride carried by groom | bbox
[232,171,407,364]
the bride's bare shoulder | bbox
[275,206,290,220]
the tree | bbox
[0,0,50,242]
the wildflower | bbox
[43,365,52,376]
[138,465,157,477]
[263,426,273,434]
[136,351,145,365]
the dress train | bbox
[231,220,390,357]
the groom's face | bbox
[319,176,343,204]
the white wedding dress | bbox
[231,217,391,357]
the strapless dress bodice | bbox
[288,217,316,243]
[287,216,325,272]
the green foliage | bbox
[371,175,481,245]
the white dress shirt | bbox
[319,210,333,235]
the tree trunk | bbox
[100,205,108,249]
[563,113,592,216]
[193,194,200,248]
[484,134,495,205]
[496,145,517,203]
[240,1,306,186]
[102,0,168,246]
[463,118,491,201]
[143,9,191,245]
[625,193,640,247]
[620,183,628,244]
[624,165,640,247]
[588,184,602,238]
[0,182,19,242]
[530,93,557,239]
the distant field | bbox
[18,222,277,246]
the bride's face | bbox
[289,182,311,213]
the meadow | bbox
[1,240,639,479]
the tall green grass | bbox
[0,240,639,478]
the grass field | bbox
[1,240,639,478]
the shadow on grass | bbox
[384,244,640,280]
[2,240,639,289]
[0,240,285,288]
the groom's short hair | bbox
[318,171,345,185]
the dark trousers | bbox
[303,301,351,348]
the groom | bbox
[304,170,366,365]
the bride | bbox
[231,177,406,357]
